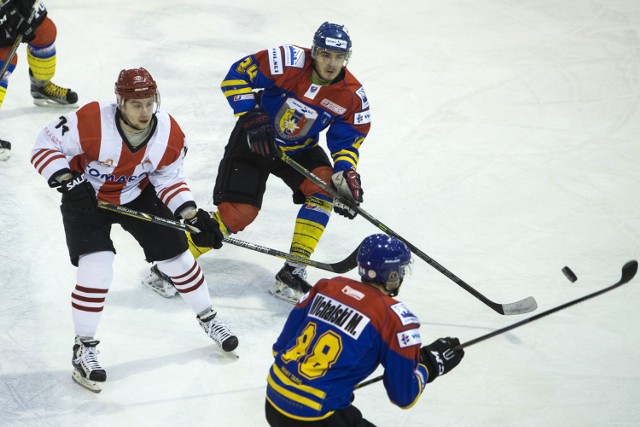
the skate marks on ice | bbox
[0,345,247,424]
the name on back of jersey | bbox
[308,293,370,340]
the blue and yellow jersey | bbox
[220,45,371,173]
[266,277,429,421]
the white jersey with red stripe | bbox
[31,101,195,215]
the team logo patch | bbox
[341,285,365,300]
[234,94,255,102]
[325,37,349,50]
[268,47,284,75]
[391,303,419,326]
[304,84,321,100]
[397,328,422,348]
[321,99,347,115]
[276,98,318,140]
[355,86,369,109]
[354,110,371,125]
[283,44,305,68]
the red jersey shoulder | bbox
[74,102,105,158]
[153,112,186,167]
[74,101,102,129]
[254,44,309,79]
[167,113,186,152]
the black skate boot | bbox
[30,69,78,106]
[72,336,106,393]
[271,262,313,304]
[0,139,11,161]
[197,308,239,353]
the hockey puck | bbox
[562,266,577,283]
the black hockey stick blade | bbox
[355,260,637,390]
[97,201,359,273]
[280,153,537,315]
[223,237,360,274]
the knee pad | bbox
[29,16,57,47]
[218,202,259,233]
[299,165,333,199]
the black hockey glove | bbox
[17,14,37,42]
[58,172,97,212]
[331,169,363,219]
[241,108,279,160]
[0,1,36,42]
[420,337,464,383]
[0,5,23,40]
[186,208,224,249]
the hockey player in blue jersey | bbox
[265,234,465,426]
[142,22,370,302]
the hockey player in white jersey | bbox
[30,67,238,392]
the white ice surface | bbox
[1,1,639,426]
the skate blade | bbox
[0,149,10,161]
[267,288,298,305]
[141,279,177,298]
[72,370,103,393]
[33,98,79,109]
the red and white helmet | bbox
[114,67,160,108]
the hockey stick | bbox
[280,153,537,315]
[355,260,638,390]
[97,201,359,274]
[0,0,42,80]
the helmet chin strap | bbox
[119,111,139,130]
[385,278,403,297]
[364,278,402,297]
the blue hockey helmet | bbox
[358,234,412,296]
[311,22,352,61]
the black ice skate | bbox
[197,308,239,354]
[141,264,177,298]
[30,69,79,107]
[271,262,313,304]
[72,336,106,393]
[0,139,11,161]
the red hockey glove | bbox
[331,169,363,219]
[241,108,279,160]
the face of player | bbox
[312,49,348,84]
[120,97,156,131]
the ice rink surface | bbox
[1,0,639,426]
